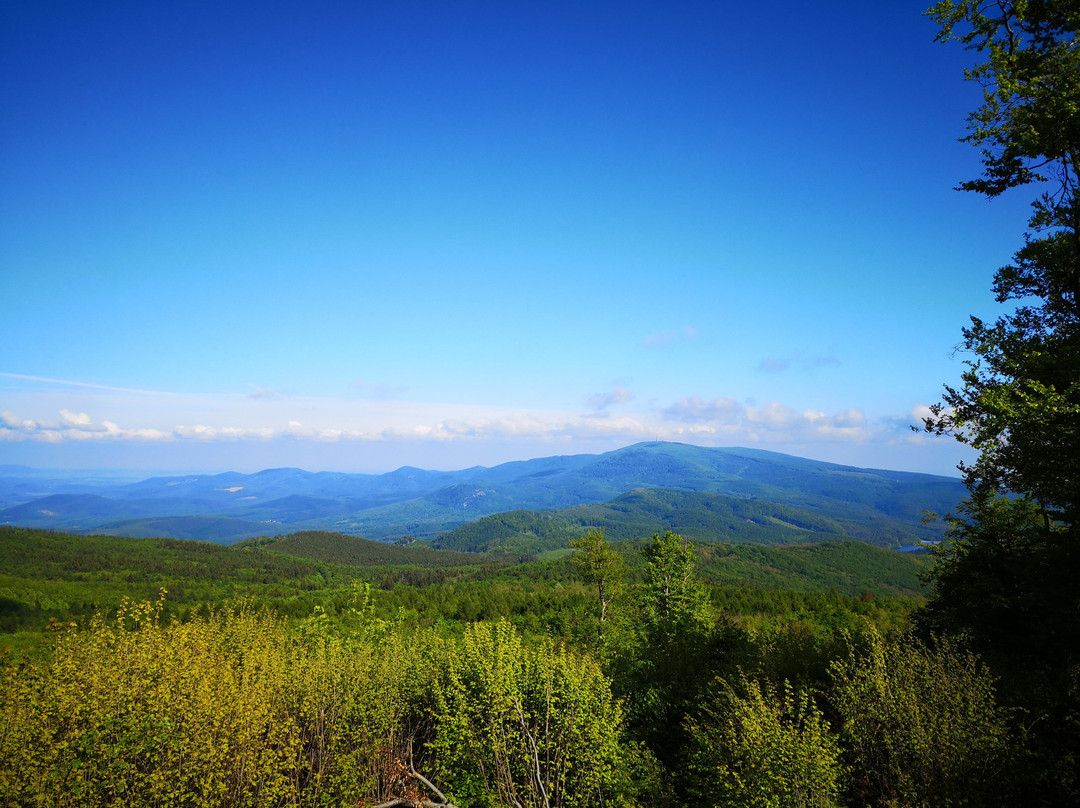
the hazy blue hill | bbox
[0,442,966,546]
[114,469,318,503]
[0,476,120,510]
[0,494,206,529]
[114,466,466,505]
[93,516,275,544]
[239,495,357,522]
[465,453,598,486]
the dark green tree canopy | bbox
[925,0,1080,527]
[923,3,1080,799]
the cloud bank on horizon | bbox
[0,372,963,475]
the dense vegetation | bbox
[1,525,1017,807]
[0,526,924,645]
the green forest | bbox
[3,1,1080,806]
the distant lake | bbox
[896,541,941,554]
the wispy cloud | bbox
[758,357,790,373]
[587,386,634,410]
[0,372,168,395]
[757,353,840,373]
[640,326,699,348]
[351,380,410,399]
[663,395,742,423]
[0,380,961,475]
[0,396,883,450]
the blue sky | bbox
[0,1,1029,475]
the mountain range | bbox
[0,442,966,547]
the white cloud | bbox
[910,403,951,424]
[60,409,92,426]
[746,402,800,429]
[662,396,872,444]
[0,378,968,478]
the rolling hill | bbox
[0,442,965,547]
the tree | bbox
[922,0,1080,526]
[922,1,1080,799]
[568,528,625,644]
[610,532,726,779]
[640,530,708,627]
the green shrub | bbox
[830,626,1012,807]
[684,676,843,808]
[429,619,627,808]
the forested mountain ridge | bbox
[430,487,939,554]
[0,442,965,545]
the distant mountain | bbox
[0,442,965,546]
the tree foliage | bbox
[685,676,843,808]
[830,627,1011,808]
[922,2,1080,797]
[568,528,625,644]
[923,0,1080,524]
[0,597,630,808]
[429,620,626,808]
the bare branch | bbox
[513,697,552,808]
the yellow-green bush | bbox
[428,620,626,808]
[0,596,631,808]
[684,676,844,808]
[0,596,398,807]
[830,627,1011,808]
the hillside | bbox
[0,525,925,641]
[431,487,940,554]
[0,442,965,546]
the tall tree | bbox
[922,1,1080,799]
[612,531,727,778]
[640,530,708,628]
[923,0,1080,525]
[568,528,625,643]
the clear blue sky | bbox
[0,1,1028,475]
